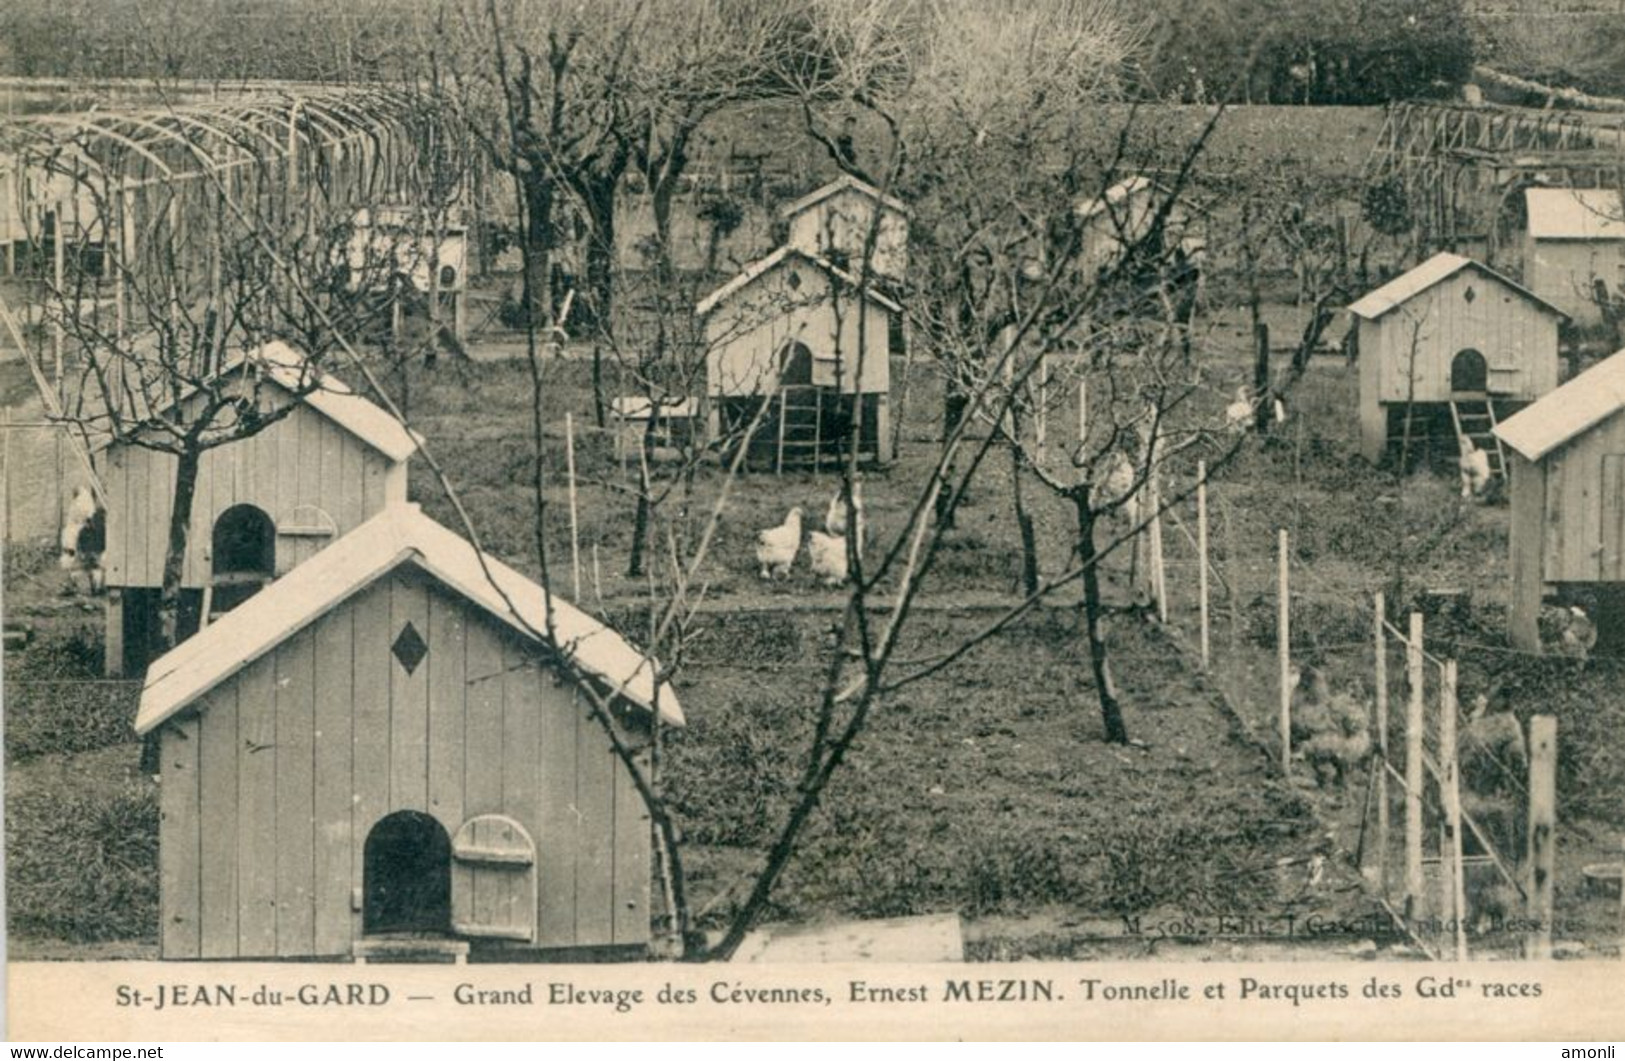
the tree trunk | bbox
[142,442,202,774]
[1252,320,1272,434]
[1010,441,1039,597]
[158,444,202,654]
[1074,492,1129,744]
[591,344,606,430]
[519,173,555,328]
[626,416,655,578]
[650,172,680,286]
[578,174,619,338]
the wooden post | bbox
[1526,714,1557,960]
[1405,611,1426,917]
[2,409,10,547]
[1197,460,1209,669]
[104,588,124,678]
[1149,472,1167,623]
[1373,592,1390,889]
[565,412,581,601]
[812,387,822,470]
[1278,527,1291,776]
[591,543,603,606]
[52,199,64,385]
[1441,659,1467,960]
[775,387,787,477]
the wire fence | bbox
[1139,457,1582,960]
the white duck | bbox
[756,506,803,580]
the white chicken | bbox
[808,529,849,587]
[755,506,803,580]
[1223,385,1254,433]
[1558,605,1597,665]
[1459,437,1491,500]
[823,481,865,553]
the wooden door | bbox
[1602,455,1625,581]
[450,815,536,942]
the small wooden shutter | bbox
[450,815,536,942]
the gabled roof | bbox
[1346,252,1566,321]
[1075,176,1159,222]
[92,341,420,463]
[1494,346,1625,462]
[694,245,903,317]
[135,504,683,736]
[1525,187,1625,241]
[780,174,909,221]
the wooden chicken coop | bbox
[1074,176,1205,281]
[1495,346,1625,653]
[96,341,419,675]
[1522,187,1625,328]
[1350,252,1566,468]
[697,246,899,469]
[136,503,681,962]
[341,205,471,342]
[780,175,910,283]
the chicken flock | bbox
[755,483,865,587]
[1288,664,1373,788]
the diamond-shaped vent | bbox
[391,621,428,675]
[1463,285,1476,304]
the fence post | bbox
[1373,591,1389,889]
[2,409,10,548]
[565,412,581,601]
[1441,659,1467,960]
[1526,715,1557,960]
[1197,460,1209,669]
[1405,610,1425,918]
[1149,469,1167,624]
[1278,527,1291,776]
[591,543,603,607]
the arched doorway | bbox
[363,811,452,935]
[210,504,275,614]
[779,340,813,386]
[1451,348,1488,393]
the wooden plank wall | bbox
[1374,269,1560,405]
[1543,413,1625,582]
[159,565,651,959]
[103,396,399,591]
[1507,453,1546,653]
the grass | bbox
[5,744,159,946]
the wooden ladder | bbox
[1449,398,1507,482]
[775,386,826,472]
